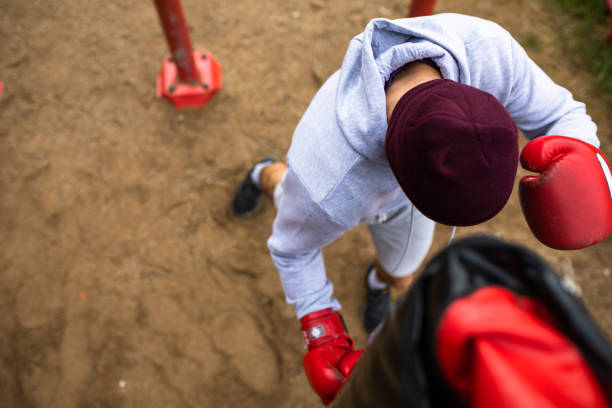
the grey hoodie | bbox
[267,14,599,319]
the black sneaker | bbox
[232,157,278,218]
[362,262,391,333]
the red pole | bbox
[153,0,199,83]
[407,0,436,17]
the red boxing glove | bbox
[301,309,363,405]
[519,136,612,249]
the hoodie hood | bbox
[336,14,487,162]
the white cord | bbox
[446,226,457,247]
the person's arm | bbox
[267,168,347,319]
[498,34,611,249]
[504,35,599,147]
[268,168,364,405]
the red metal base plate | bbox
[156,51,222,109]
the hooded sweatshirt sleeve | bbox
[267,168,346,319]
[503,32,599,147]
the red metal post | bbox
[407,0,436,17]
[152,0,222,109]
[153,0,198,83]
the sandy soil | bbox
[0,0,610,406]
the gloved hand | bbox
[519,136,612,249]
[301,309,363,405]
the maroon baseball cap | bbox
[385,79,519,226]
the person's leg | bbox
[233,159,286,218]
[260,162,287,198]
[363,204,435,332]
[369,204,435,282]
[372,258,414,290]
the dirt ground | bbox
[0,0,610,406]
